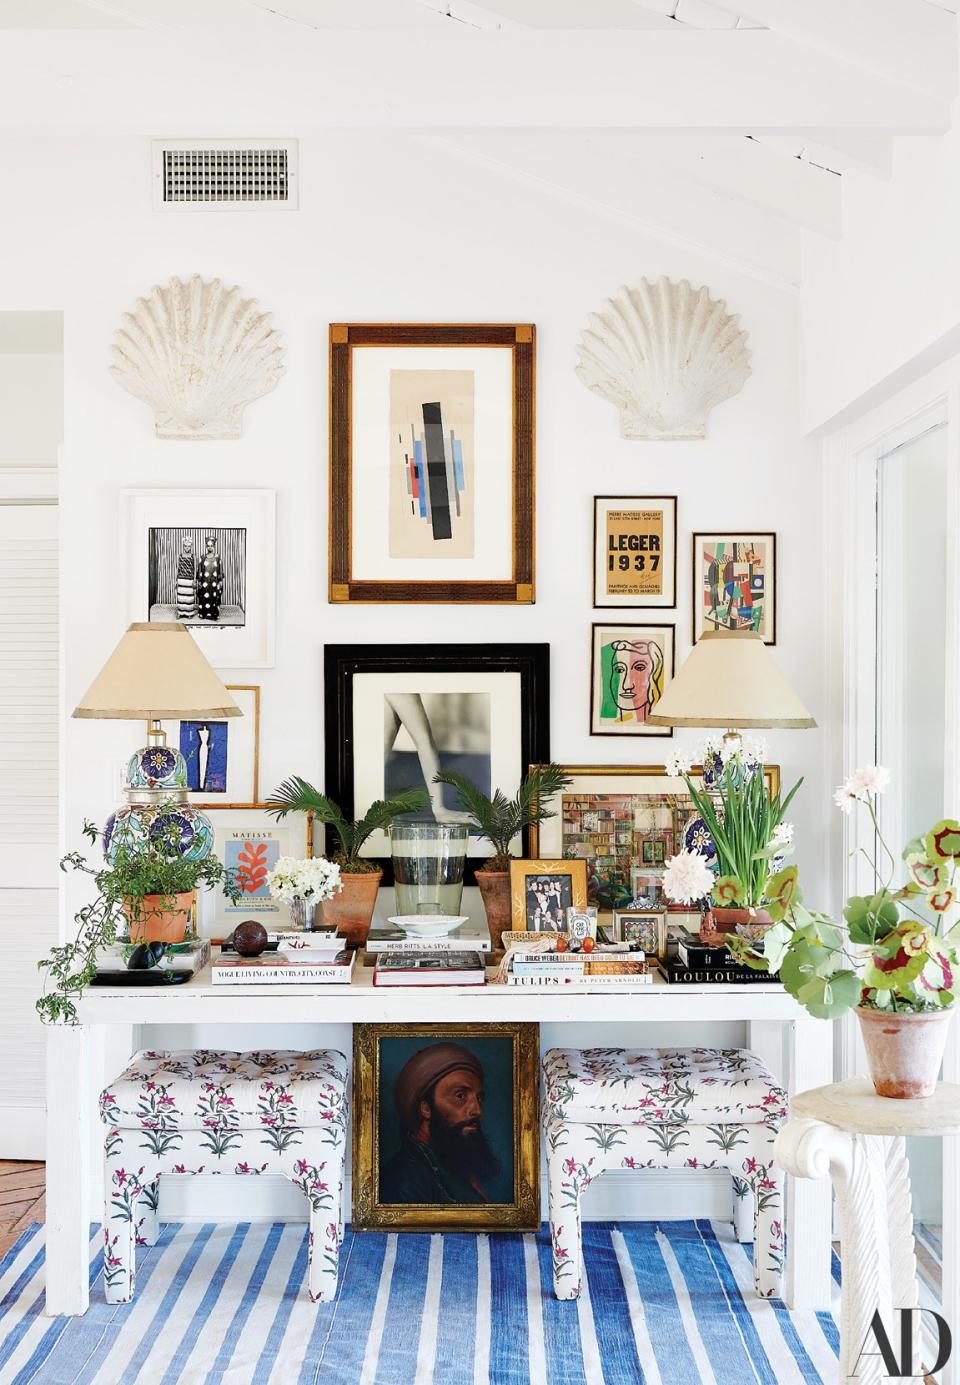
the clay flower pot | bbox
[705,906,772,935]
[124,890,195,944]
[475,868,512,950]
[856,1006,953,1099]
[321,869,382,948]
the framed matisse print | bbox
[531,765,780,915]
[589,623,675,737]
[694,532,776,645]
[172,684,260,807]
[324,643,549,883]
[329,323,535,603]
[123,489,276,667]
[352,1022,540,1230]
[197,808,312,936]
[509,859,588,931]
[593,496,677,608]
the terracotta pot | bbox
[704,906,772,936]
[475,869,512,950]
[856,1005,953,1099]
[124,890,195,944]
[321,870,382,948]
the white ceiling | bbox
[0,0,954,289]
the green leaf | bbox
[764,865,799,923]
[713,875,746,907]
[760,921,793,973]
[926,820,960,862]
[795,970,860,1019]
[863,951,925,993]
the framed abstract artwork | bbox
[613,909,667,957]
[171,684,260,808]
[324,643,550,883]
[530,765,780,915]
[123,489,276,667]
[328,323,535,603]
[589,622,675,737]
[197,808,312,937]
[693,531,777,645]
[508,859,588,931]
[352,1022,540,1231]
[593,496,677,608]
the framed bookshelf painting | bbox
[328,323,536,604]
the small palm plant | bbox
[266,778,429,872]
[433,763,572,871]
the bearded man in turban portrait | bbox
[380,1042,500,1204]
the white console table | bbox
[45,967,833,1317]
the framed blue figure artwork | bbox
[172,685,260,807]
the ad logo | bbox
[852,1309,952,1378]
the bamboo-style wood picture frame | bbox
[329,323,536,604]
[352,1022,540,1231]
[508,858,589,931]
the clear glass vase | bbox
[288,895,323,931]
[389,822,469,915]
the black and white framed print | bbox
[123,490,276,667]
[324,644,550,883]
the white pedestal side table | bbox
[776,1077,960,1384]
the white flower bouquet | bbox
[266,855,343,904]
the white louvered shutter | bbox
[0,503,58,1156]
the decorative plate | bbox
[388,914,470,938]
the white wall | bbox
[0,134,827,1217]
[0,353,63,467]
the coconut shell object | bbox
[231,920,269,957]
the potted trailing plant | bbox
[662,741,802,935]
[38,819,241,1025]
[732,767,960,1099]
[265,779,429,946]
[433,764,573,948]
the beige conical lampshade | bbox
[647,631,815,729]
[72,623,241,720]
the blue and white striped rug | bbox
[0,1220,841,1384]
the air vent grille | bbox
[152,140,299,211]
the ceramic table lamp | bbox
[72,622,242,862]
[647,630,816,747]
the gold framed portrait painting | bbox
[352,1022,540,1231]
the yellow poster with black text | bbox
[604,509,664,600]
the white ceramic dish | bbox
[387,914,469,938]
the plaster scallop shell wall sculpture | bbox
[575,276,752,440]
[110,275,286,440]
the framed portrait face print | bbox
[589,623,675,736]
[324,643,550,883]
[123,489,276,667]
[694,532,776,645]
[352,1022,540,1231]
[329,323,535,603]
[593,496,677,608]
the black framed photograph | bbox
[324,644,550,884]
[352,1022,540,1231]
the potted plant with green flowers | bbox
[661,740,802,934]
[432,764,573,948]
[265,779,429,946]
[732,766,960,1099]
[38,819,241,1024]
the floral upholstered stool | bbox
[99,1048,348,1305]
[542,1046,787,1301]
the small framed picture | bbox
[509,859,588,931]
[352,1022,540,1230]
[198,808,312,937]
[566,907,598,942]
[614,910,667,958]
[589,623,675,737]
[172,684,260,807]
[694,532,776,645]
[593,496,677,608]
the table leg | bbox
[45,1023,93,1316]
[782,1018,833,1310]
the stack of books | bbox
[212,933,355,985]
[668,939,780,986]
[507,951,651,989]
[373,951,486,987]
[92,937,210,985]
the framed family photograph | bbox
[530,764,780,915]
[352,1022,540,1231]
[197,808,312,937]
[329,323,535,604]
[593,496,677,608]
[123,489,276,667]
[589,623,675,737]
[508,859,588,931]
[172,684,260,807]
[324,643,549,882]
[694,531,776,644]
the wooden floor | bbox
[0,1161,45,1258]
